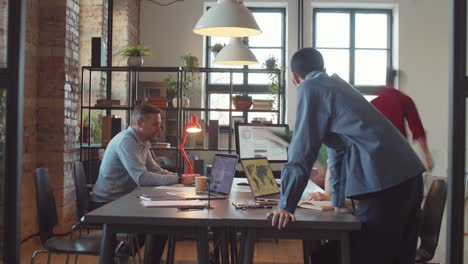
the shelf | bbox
[150,147,232,152]
[80,143,104,149]
[178,107,279,113]
[82,106,132,110]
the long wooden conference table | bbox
[83,180,361,264]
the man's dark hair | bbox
[131,104,161,125]
[291,48,325,79]
[386,68,397,86]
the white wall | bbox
[140,0,450,177]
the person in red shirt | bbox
[371,69,433,171]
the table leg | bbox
[99,224,116,264]
[220,228,229,264]
[196,227,210,264]
[340,232,351,264]
[228,227,238,264]
[241,228,256,264]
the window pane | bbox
[355,13,388,49]
[249,12,282,47]
[248,48,282,85]
[0,0,8,68]
[355,50,387,85]
[315,12,349,48]
[209,94,242,126]
[249,48,282,69]
[210,36,230,47]
[208,55,244,86]
[318,49,350,82]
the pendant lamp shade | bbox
[213,38,258,65]
[193,0,262,37]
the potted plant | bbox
[163,75,190,108]
[264,55,278,70]
[233,94,253,110]
[180,52,199,69]
[210,43,225,56]
[267,67,284,103]
[117,45,152,67]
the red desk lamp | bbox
[179,114,202,174]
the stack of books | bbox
[95,99,120,107]
[144,97,168,109]
[151,142,171,149]
[251,117,272,125]
[252,99,273,110]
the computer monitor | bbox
[235,123,289,162]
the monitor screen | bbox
[235,123,289,162]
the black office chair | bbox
[415,179,447,264]
[74,161,143,261]
[31,168,101,264]
[82,159,101,185]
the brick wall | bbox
[21,0,81,238]
[20,0,141,240]
[21,0,40,240]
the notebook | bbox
[240,158,281,201]
[179,153,239,199]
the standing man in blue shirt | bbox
[267,48,424,264]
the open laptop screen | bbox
[208,154,238,194]
[240,158,280,197]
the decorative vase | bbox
[127,56,143,67]
[172,96,190,108]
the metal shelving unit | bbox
[79,66,285,173]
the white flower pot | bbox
[127,56,143,67]
[172,96,190,108]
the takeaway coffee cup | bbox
[195,176,208,193]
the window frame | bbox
[312,8,393,94]
[204,7,286,128]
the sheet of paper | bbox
[140,200,206,208]
[300,180,325,200]
[235,186,254,192]
[154,186,195,191]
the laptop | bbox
[178,153,239,199]
[240,158,281,201]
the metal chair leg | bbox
[31,250,48,264]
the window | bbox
[313,8,393,94]
[205,8,286,126]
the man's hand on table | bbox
[266,209,296,230]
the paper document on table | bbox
[140,200,206,208]
[298,200,334,211]
[154,186,195,191]
[300,180,325,200]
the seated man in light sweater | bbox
[91,104,192,263]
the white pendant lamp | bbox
[213,38,258,65]
[193,0,262,37]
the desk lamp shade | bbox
[213,38,258,65]
[193,0,262,37]
[179,114,202,173]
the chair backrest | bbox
[74,161,89,221]
[82,159,101,184]
[418,179,447,259]
[34,168,58,244]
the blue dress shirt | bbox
[279,71,425,213]
[92,127,178,203]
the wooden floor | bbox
[21,237,305,264]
